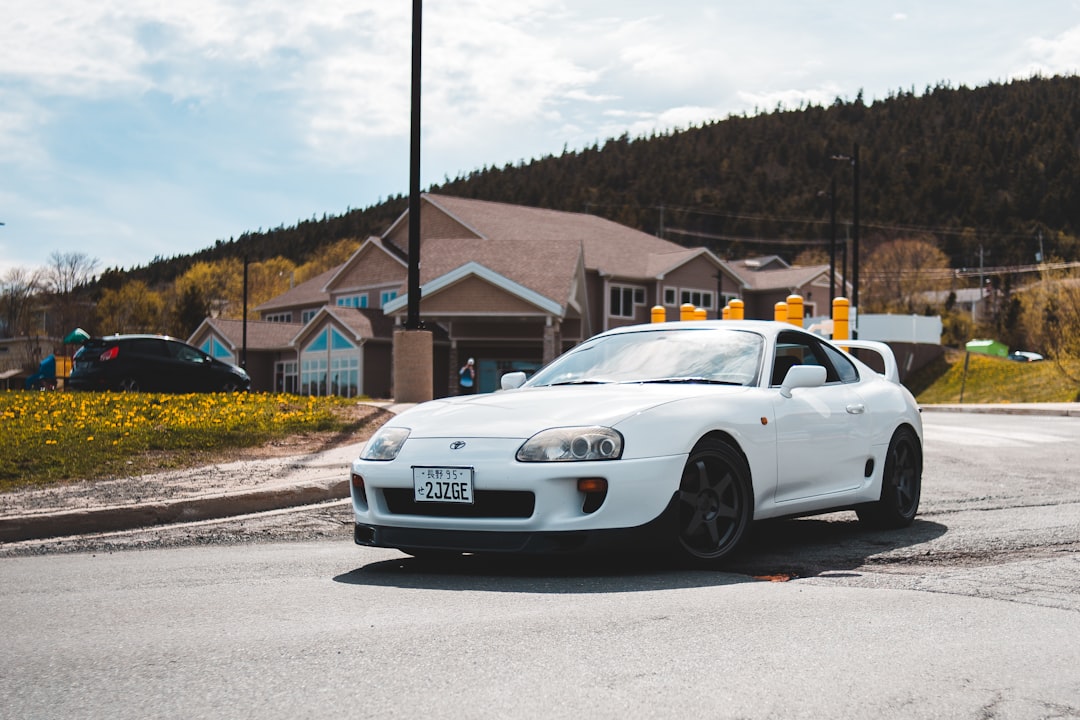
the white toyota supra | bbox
[350,320,923,566]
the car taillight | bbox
[99,346,119,361]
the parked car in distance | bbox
[349,320,923,567]
[69,334,250,393]
[1008,351,1044,362]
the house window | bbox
[275,361,298,393]
[664,288,678,306]
[610,285,644,318]
[679,289,714,311]
[301,309,319,323]
[265,312,292,323]
[336,294,368,308]
[300,327,360,397]
[380,290,398,306]
[199,336,233,361]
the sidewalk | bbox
[920,402,1080,417]
[0,401,1074,544]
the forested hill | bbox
[125,74,1080,286]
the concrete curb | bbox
[921,403,1080,417]
[0,478,349,543]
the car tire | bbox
[220,381,243,392]
[856,426,922,529]
[675,437,753,567]
[116,377,140,392]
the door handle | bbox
[846,404,865,415]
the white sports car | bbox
[350,320,923,566]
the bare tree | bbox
[41,251,99,337]
[0,266,44,339]
[862,237,951,313]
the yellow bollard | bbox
[693,307,707,321]
[651,305,666,323]
[729,299,744,320]
[721,305,730,320]
[833,297,850,342]
[774,302,788,323]
[786,294,803,327]
[680,303,695,321]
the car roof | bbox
[597,319,813,341]
[96,334,183,342]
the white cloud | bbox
[1021,23,1080,77]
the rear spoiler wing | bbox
[835,339,900,384]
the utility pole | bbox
[828,175,837,304]
[405,0,424,331]
[242,256,248,368]
[830,143,859,336]
[852,142,860,329]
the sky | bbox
[2,1,1080,277]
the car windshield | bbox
[526,328,763,387]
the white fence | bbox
[806,313,942,345]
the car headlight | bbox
[361,427,411,461]
[516,426,623,462]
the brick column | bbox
[542,319,561,365]
[392,328,433,403]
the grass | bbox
[912,350,1080,404]
[0,390,382,491]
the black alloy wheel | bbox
[675,438,753,567]
[856,426,922,528]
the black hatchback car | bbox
[69,334,250,393]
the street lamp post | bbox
[831,143,860,336]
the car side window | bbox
[772,331,842,385]
[821,343,859,383]
[126,338,168,357]
[168,342,207,364]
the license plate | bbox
[413,467,475,504]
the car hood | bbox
[391,384,750,438]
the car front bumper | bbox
[353,491,680,555]
[350,437,688,555]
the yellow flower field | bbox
[0,390,364,489]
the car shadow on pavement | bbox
[333,516,948,594]
[725,516,948,579]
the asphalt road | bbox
[1,411,1079,719]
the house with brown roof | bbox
[189,195,837,397]
[726,255,848,320]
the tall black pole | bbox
[405,0,424,330]
[241,255,248,368]
[828,174,837,305]
[851,142,860,337]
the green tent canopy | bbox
[63,328,90,344]
[965,339,1008,357]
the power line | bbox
[664,227,830,246]
[583,200,1050,243]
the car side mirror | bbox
[779,365,826,398]
[501,371,527,390]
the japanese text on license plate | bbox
[413,467,475,504]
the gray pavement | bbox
[0,401,1074,544]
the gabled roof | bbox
[419,194,703,278]
[382,194,738,312]
[254,267,337,313]
[289,306,395,348]
[384,261,565,316]
[190,318,303,351]
[726,254,834,293]
[730,255,791,273]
